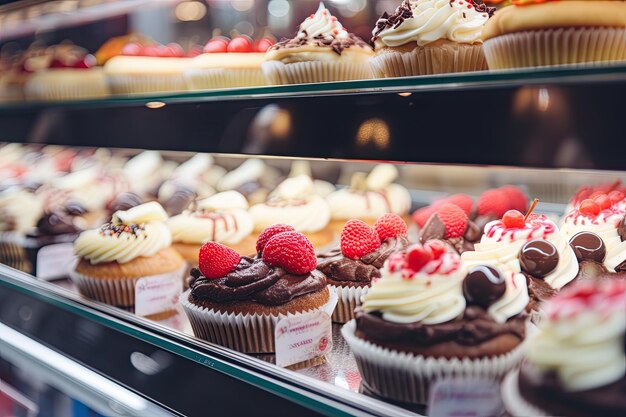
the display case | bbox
[2,1,626,417]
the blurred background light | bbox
[175,1,207,22]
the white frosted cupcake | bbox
[326,164,411,232]
[343,240,529,404]
[168,191,256,261]
[70,202,185,318]
[263,3,374,84]
[249,175,333,248]
[370,0,494,77]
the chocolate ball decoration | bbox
[519,239,559,278]
[463,265,506,309]
[570,232,606,262]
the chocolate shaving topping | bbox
[99,222,145,238]
[270,33,370,56]
[372,0,413,41]
[468,0,496,18]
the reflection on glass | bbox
[356,118,390,150]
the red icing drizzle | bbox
[195,212,239,242]
[564,208,622,227]
[547,280,626,320]
[485,214,554,242]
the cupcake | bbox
[462,210,579,316]
[343,240,529,404]
[185,34,275,90]
[249,175,334,248]
[317,214,409,323]
[70,202,185,318]
[420,203,483,254]
[370,0,494,77]
[326,164,411,233]
[168,191,256,262]
[502,280,626,417]
[263,3,374,85]
[483,1,626,69]
[25,44,108,101]
[181,228,335,353]
[104,42,191,95]
[561,194,626,279]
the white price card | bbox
[429,377,504,417]
[36,243,76,281]
[275,309,333,368]
[135,272,183,317]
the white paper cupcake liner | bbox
[342,320,530,404]
[106,74,188,95]
[369,43,487,78]
[262,60,372,85]
[184,68,266,90]
[69,264,187,314]
[0,232,30,273]
[484,27,626,70]
[328,284,368,324]
[181,288,338,353]
[25,70,109,101]
[501,370,548,417]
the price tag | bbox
[135,271,183,317]
[36,243,76,281]
[429,377,504,417]
[275,309,332,368]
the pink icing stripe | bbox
[564,208,622,227]
[485,214,555,242]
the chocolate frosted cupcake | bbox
[70,202,185,318]
[181,227,336,353]
[420,203,482,254]
[502,280,626,417]
[343,240,529,404]
[263,3,374,84]
[317,214,409,323]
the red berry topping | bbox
[441,194,474,215]
[227,36,254,53]
[593,194,611,211]
[406,244,433,272]
[502,210,526,229]
[424,240,446,259]
[477,189,509,218]
[256,224,296,255]
[165,43,185,57]
[204,37,229,53]
[579,199,601,217]
[499,185,528,212]
[436,203,469,238]
[374,213,408,241]
[198,242,241,279]
[122,42,142,56]
[412,205,437,228]
[262,231,316,275]
[255,37,275,52]
[340,219,381,260]
[609,190,625,204]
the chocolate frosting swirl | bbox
[189,258,326,306]
[33,202,87,236]
[355,306,526,347]
[317,237,409,284]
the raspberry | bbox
[374,213,408,241]
[609,190,625,204]
[412,206,437,228]
[499,186,528,212]
[436,204,469,238]
[593,194,611,210]
[424,240,446,259]
[441,194,474,215]
[262,231,316,275]
[579,199,601,217]
[502,210,525,228]
[477,189,509,218]
[256,224,295,255]
[406,244,433,272]
[341,219,381,260]
[198,242,241,279]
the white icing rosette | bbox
[180,288,337,353]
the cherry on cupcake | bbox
[340,219,381,260]
[609,190,625,204]
[502,209,525,229]
[198,242,241,279]
[405,244,433,272]
[228,35,254,53]
[463,265,506,309]
[256,224,295,255]
[579,199,601,217]
[262,231,316,275]
[255,36,276,52]
[374,213,407,241]
[204,36,229,53]
[592,194,611,210]
[122,42,142,56]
